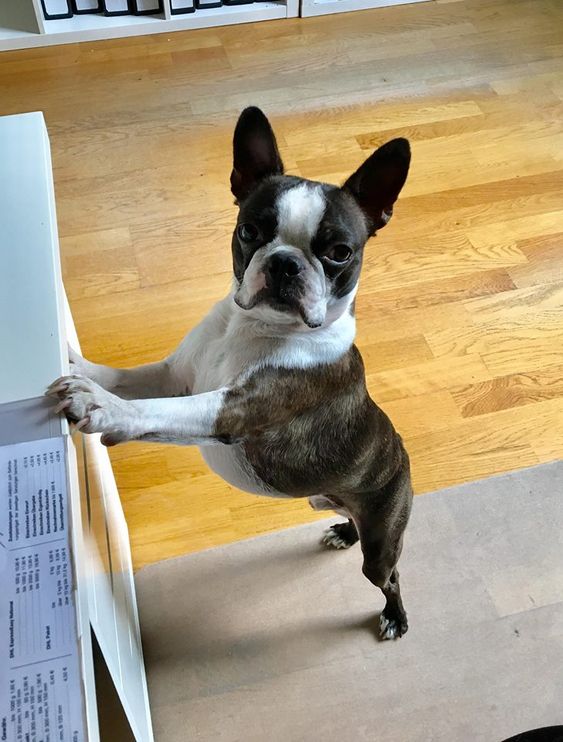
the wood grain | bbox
[452,365,563,418]
[2,0,562,568]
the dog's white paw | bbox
[46,374,136,444]
[379,612,408,640]
[322,526,353,550]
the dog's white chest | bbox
[177,294,356,397]
[183,298,265,395]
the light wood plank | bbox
[451,365,563,418]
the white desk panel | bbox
[0,112,153,742]
[0,112,68,405]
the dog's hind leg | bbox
[364,558,408,640]
[350,471,413,639]
[309,495,359,549]
[323,519,359,549]
[361,534,408,639]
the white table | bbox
[0,112,154,742]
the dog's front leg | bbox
[46,375,231,447]
[67,297,233,400]
[69,347,183,400]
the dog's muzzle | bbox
[235,246,327,328]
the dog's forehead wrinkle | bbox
[276,182,326,247]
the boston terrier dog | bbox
[47,107,413,639]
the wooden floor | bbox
[2,0,562,569]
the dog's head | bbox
[230,107,410,329]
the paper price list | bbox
[0,438,85,742]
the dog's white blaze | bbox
[276,183,326,248]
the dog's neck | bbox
[225,284,358,370]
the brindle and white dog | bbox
[47,107,413,639]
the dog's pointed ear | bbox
[343,138,410,235]
[231,107,284,202]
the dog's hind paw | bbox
[379,611,408,640]
[322,528,351,549]
[322,522,359,550]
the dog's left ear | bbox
[231,106,285,202]
[343,138,410,235]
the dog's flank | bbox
[48,105,413,639]
[214,346,406,498]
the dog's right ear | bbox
[231,107,284,202]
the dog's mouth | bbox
[234,287,324,329]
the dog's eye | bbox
[324,245,352,264]
[237,223,259,243]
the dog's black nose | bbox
[266,253,303,284]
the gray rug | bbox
[135,462,563,742]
